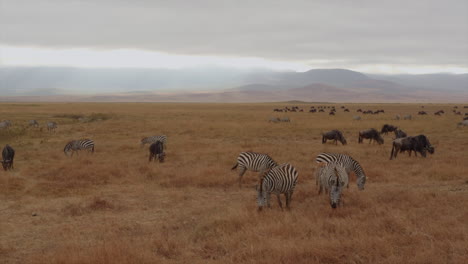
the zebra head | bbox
[256,177,267,211]
[329,167,346,209]
[357,175,366,190]
[158,152,166,163]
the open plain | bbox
[0,102,467,263]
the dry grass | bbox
[0,102,467,263]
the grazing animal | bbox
[257,163,298,211]
[457,120,468,127]
[395,115,401,120]
[358,129,384,144]
[418,111,427,115]
[232,152,278,187]
[322,130,347,145]
[149,141,165,163]
[28,120,39,127]
[381,124,398,135]
[140,135,167,148]
[1,145,15,171]
[47,122,57,132]
[394,129,407,139]
[353,116,361,121]
[319,109,325,112]
[329,111,335,116]
[344,109,350,112]
[316,153,366,190]
[403,114,412,120]
[269,117,280,123]
[390,135,434,160]
[316,162,348,208]
[281,117,290,122]
[0,120,12,129]
[64,139,95,156]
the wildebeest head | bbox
[338,133,347,145]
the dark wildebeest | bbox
[329,111,335,116]
[149,141,165,163]
[418,111,427,115]
[381,124,398,135]
[322,130,347,145]
[1,144,15,171]
[394,129,407,139]
[390,135,434,160]
[358,129,384,144]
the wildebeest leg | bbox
[238,167,247,187]
[276,194,283,210]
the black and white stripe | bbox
[140,135,167,148]
[64,139,95,156]
[316,152,366,190]
[316,162,348,208]
[47,122,57,132]
[257,163,298,211]
[28,120,39,127]
[231,151,278,186]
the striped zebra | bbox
[47,122,57,132]
[28,120,39,127]
[316,162,348,208]
[0,120,12,129]
[257,163,298,211]
[64,139,95,156]
[140,135,167,148]
[316,153,366,190]
[231,152,278,187]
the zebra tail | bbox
[231,163,238,170]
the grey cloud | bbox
[1,0,467,68]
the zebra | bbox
[28,120,39,128]
[231,152,278,187]
[256,163,298,211]
[316,162,349,208]
[269,117,280,123]
[64,139,95,156]
[280,117,290,122]
[47,122,57,132]
[316,153,366,190]
[0,120,12,129]
[140,135,167,148]
[403,114,412,120]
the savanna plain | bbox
[0,102,467,264]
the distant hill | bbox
[1,67,467,102]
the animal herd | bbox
[1,104,465,211]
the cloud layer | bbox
[1,0,467,70]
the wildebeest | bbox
[344,108,350,112]
[418,111,427,115]
[322,130,347,145]
[329,111,335,116]
[358,129,384,144]
[390,135,434,160]
[381,124,398,135]
[319,109,325,112]
[1,144,15,171]
[149,141,165,163]
[394,129,407,139]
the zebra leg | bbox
[276,194,283,210]
[238,167,247,187]
[286,192,292,209]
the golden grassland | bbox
[0,102,467,264]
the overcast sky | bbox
[1,0,467,73]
